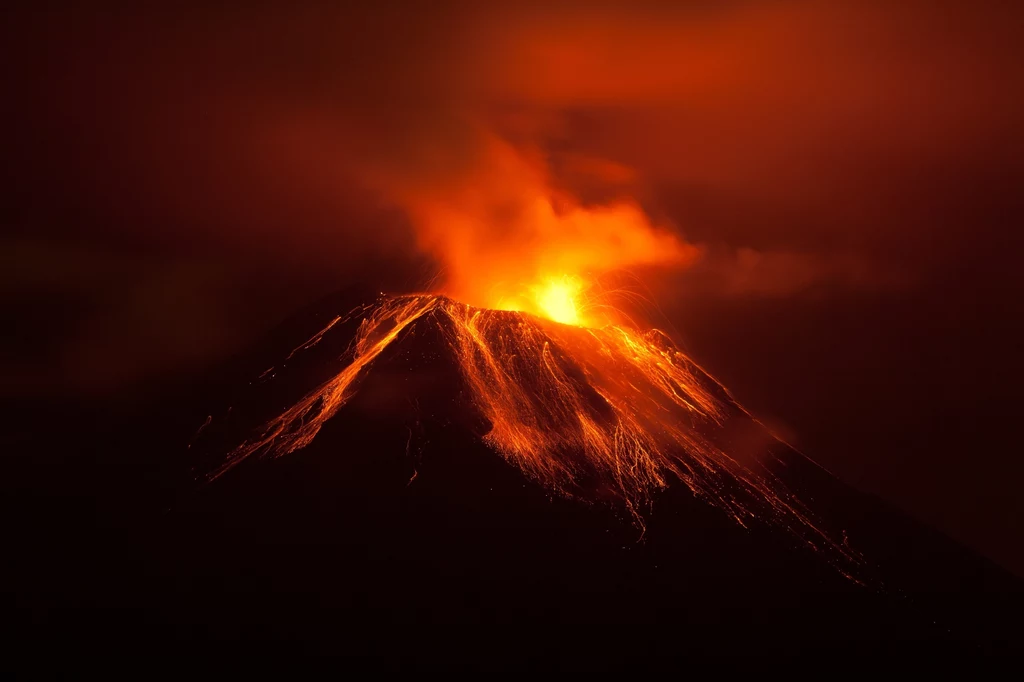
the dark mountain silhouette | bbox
[3,288,1021,668]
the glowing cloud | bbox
[388,133,698,325]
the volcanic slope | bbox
[8,291,1018,665]
[163,292,1023,658]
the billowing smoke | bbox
[3,2,1020,393]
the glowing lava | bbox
[210,291,859,573]
[533,275,584,326]
[497,274,589,326]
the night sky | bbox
[2,3,1023,576]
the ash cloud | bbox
[2,2,1021,393]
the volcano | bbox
[209,293,859,571]
[5,289,1022,666]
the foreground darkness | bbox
[4,291,1020,665]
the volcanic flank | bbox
[8,288,1020,662]
[166,289,1023,657]
[204,293,858,573]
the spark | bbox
[286,314,342,360]
[187,415,213,450]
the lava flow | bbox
[211,282,858,570]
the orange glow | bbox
[497,274,586,326]
[387,133,699,326]
[213,293,859,575]
[533,275,583,325]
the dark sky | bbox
[2,3,1023,574]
